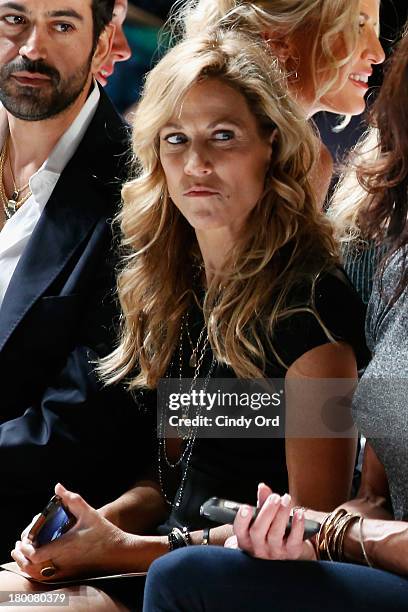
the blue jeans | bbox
[143,546,408,611]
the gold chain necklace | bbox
[0,136,33,219]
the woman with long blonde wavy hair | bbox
[174,0,385,206]
[144,24,408,612]
[5,29,368,612]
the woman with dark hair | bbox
[142,24,408,612]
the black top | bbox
[157,267,369,533]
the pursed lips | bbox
[183,186,220,197]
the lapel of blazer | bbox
[0,89,130,352]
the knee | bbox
[147,548,200,590]
[144,548,207,611]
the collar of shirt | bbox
[0,80,100,217]
[0,81,101,307]
[28,81,101,202]
[0,81,100,206]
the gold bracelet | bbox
[317,509,360,562]
[317,509,346,560]
[336,514,360,562]
[358,516,373,567]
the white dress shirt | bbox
[0,83,101,309]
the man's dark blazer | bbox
[0,88,152,558]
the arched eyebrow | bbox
[360,11,379,34]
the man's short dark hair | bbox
[91,0,115,50]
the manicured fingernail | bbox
[295,509,304,520]
[281,493,291,507]
[240,506,249,517]
[268,493,280,505]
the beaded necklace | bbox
[157,313,216,509]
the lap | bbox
[0,570,130,612]
[144,546,408,612]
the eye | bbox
[54,22,74,33]
[358,16,366,30]
[164,133,188,145]
[4,14,26,25]
[213,130,234,141]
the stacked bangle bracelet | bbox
[316,508,374,567]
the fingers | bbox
[257,482,273,509]
[55,483,92,521]
[21,513,41,541]
[248,493,284,558]
[265,493,292,548]
[233,492,306,561]
[285,509,306,557]
[13,537,49,566]
[11,541,57,581]
[233,504,256,552]
[234,493,282,555]
[11,540,33,573]
[224,535,238,549]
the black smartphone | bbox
[200,497,320,540]
[28,495,76,547]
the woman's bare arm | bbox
[285,341,358,511]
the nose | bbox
[111,26,131,63]
[363,30,385,65]
[18,27,47,61]
[184,146,213,176]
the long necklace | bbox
[186,320,207,368]
[0,136,33,219]
[157,313,216,508]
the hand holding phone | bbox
[200,497,320,540]
[28,495,76,547]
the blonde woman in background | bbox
[174,0,385,207]
[1,30,368,611]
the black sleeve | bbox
[0,346,155,559]
[273,268,370,371]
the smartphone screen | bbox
[29,496,76,547]
[35,505,72,546]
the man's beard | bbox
[0,54,93,121]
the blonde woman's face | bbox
[159,79,273,233]
[291,0,384,116]
[318,0,385,115]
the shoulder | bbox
[63,91,131,212]
[313,267,367,339]
[273,267,369,370]
[75,89,131,179]
[313,266,364,317]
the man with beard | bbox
[0,0,153,559]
